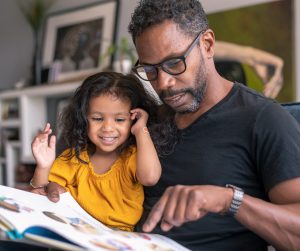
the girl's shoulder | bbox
[56,148,89,165]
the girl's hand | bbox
[31,123,56,170]
[130,108,149,135]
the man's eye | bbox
[143,65,156,73]
[164,58,182,68]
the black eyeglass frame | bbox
[132,30,205,81]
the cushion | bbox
[281,102,300,124]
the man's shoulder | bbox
[231,82,276,111]
[235,83,271,103]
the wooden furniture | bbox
[0,82,81,187]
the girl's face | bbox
[87,93,132,154]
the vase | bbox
[113,58,132,74]
[31,30,42,85]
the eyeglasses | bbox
[132,30,204,81]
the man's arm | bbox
[142,178,300,251]
[237,177,300,251]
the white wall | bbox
[0,0,298,100]
[0,1,33,90]
[201,0,281,13]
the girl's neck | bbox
[89,150,119,175]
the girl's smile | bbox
[87,93,132,155]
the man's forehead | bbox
[135,21,186,43]
[135,22,190,63]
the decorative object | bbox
[17,0,55,85]
[101,37,137,74]
[42,0,119,82]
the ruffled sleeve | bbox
[49,148,84,188]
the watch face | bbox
[226,184,242,191]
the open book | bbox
[0,185,190,251]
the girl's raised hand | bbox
[130,108,149,135]
[31,123,56,169]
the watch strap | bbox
[225,184,244,216]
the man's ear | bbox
[201,29,215,59]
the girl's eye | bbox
[116,118,126,122]
[92,117,103,121]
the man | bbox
[126,0,300,250]
[29,0,300,250]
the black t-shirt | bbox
[136,83,300,251]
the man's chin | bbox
[170,105,193,114]
[166,101,200,114]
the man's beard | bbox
[160,59,207,114]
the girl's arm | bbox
[131,109,161,186]
[31,123,56,188]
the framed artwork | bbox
[42,0,119,82]
[207,0,294,102]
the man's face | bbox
[135,21,208,114]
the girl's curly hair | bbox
[58,72,178,162]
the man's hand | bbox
[142,185,233,232]
[30,182,66,203]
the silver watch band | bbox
[225,184,244,216]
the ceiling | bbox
[200,0,281,14]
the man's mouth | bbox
[163,93,186,106]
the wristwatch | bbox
[225,184,244,216]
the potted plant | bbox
[101,37,137,74]
[17,0,55,85]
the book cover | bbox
[0,185,190,251]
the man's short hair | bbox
[128,0,209,42]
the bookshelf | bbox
[0,81,81,187]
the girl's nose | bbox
[101,120,114,131]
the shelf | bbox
[21,155,35,164]
[0,81,81,99]
[0,81,80,187]
[1,118,21,128]
[6,140,21,148]
[15,183,31,191]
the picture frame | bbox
[42,0,119,82]
[206,0,294,102]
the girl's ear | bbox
[201,29,215,59]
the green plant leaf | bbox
[17,0,55,32]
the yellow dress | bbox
[48,146,143,231]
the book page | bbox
[0,185,190,251]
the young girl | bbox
[30,72,162,231]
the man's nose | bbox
[155,69,175,91]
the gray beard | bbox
[175,59,207,114]
[178,75,207,114]
[160,76,207,114]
